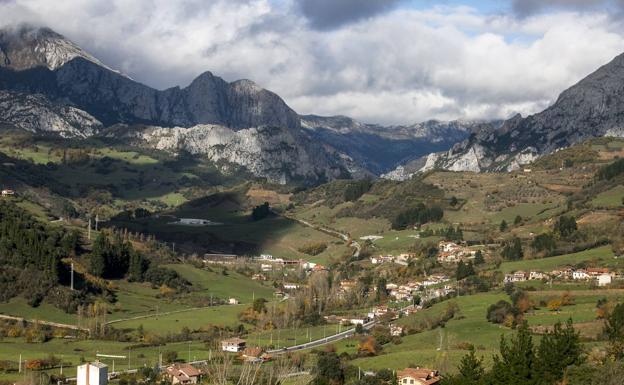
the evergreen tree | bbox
[554,215,577,238]
[314,351,344,385]
[535,319,583,385]
[375,277,388,303]
[456,347,485,385]
[89,233,109,277]
[514,215,523,225]
[456,261,476,280]
[491,322,536,385]
[501,237,523,261]
[127,250,149,281]
[605,303,624,359]
[474,250,485,265]
[500,219,508,232]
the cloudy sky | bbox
[1,0,624,125]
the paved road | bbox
[266,319,376,355]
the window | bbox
[410,380,414,385]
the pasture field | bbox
[591,185,624,208]
[351,292,511,372]
[349,285,618,373]
[108,281,189,320]
[524,289,623,335]
[246,324,354,349]
[0,298,78,325]
[499,246,616,273]
[163,264,274,303]
[112,304,247,333]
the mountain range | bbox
[392,53,624,178]
[1,25,623,184]
[0,26,478,183]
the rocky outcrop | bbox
[0,90,101,137]
[112,123,348,183]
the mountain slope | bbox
[301,115,480,174]
[426,53,624,172]
[0,26,352,183]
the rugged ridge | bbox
[425,53,624,172]
[0,26,345,183]
[0,25,479,182]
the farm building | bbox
[221,337,246,352]
[165,364,203,385]
[397,367,441,385]
[77,362,108,385]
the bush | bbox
[486,300,515,324]
[297,242,328,256]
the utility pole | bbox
[70,261,74,291]
[19,354,22,373]
[88,216,92,240]
[172,242,175,253]
[95,213,99,231]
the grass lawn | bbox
[246,324,353,349]
[108,281,189,320]
[0,298,78,325]
[112,304,247,333]
[591,185,624,208]
[164,264,274,303]
[499,246,616,273]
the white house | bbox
[178,218,211,225]
[77,362,108,385]
[598,274,612,287]
[228,298,240,305]
[572,270,590,280]
[283,283,300,290]
[397,368,441,385]
[221,338,246,352]
[390,324,404,337]
[348,317,369,325]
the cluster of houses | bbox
[383,276,452,302]
[256,254,328,273]
[1,189,14,197]
[164,362,441,385]
[437,241,480,263]
[76,357,441,385]
[504,267,616,286]
[370,253,414,266]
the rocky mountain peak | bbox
[0,25,110,72]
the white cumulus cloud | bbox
[0,0,623,125]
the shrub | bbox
[297,242,328,256]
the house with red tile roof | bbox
[397,367,441,385]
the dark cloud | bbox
[512,0,624,17]
[295,0,402,30]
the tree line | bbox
[0,201,80,305]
